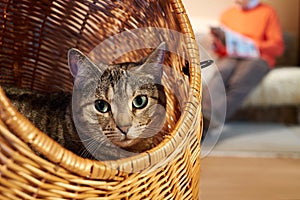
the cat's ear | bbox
[144,42,166,65]
[68,48,87,77]
[68,48,107,78]
[137,42,166,81]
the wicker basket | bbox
[0,0,202,199]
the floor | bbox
[200,157,300,200]
[200,122,300,200]
[202,122,300,158]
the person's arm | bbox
[256,9,284,57]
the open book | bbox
[210,26,260,58]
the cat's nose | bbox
[118,125,131,134]
[116,113,131,134]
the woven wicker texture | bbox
[0,0,202,199]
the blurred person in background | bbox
[202,0,284,137]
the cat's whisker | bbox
[80,140,100,158]
[79,139,96,144]
[78,137,99,142]
[91,144,103,157]
[79,144,94,158]
[79,149,92,159]
[133,127,170,138]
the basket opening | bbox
[1,38,190,162]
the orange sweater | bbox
[220,3,284,67]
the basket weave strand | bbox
[0,0,202,199]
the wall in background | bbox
[184,0,300,65]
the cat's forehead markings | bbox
[107,87,114,101]
[125,84,133,99]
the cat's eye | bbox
[132,95,148,109]
[95,100,110,113]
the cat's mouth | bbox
[111,137,141,148]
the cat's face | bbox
[68,43,166,150]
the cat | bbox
[3,42,167,161]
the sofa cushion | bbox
[243,67,300,107]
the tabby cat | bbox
[3,43,167,161]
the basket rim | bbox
[0,0,202,179]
